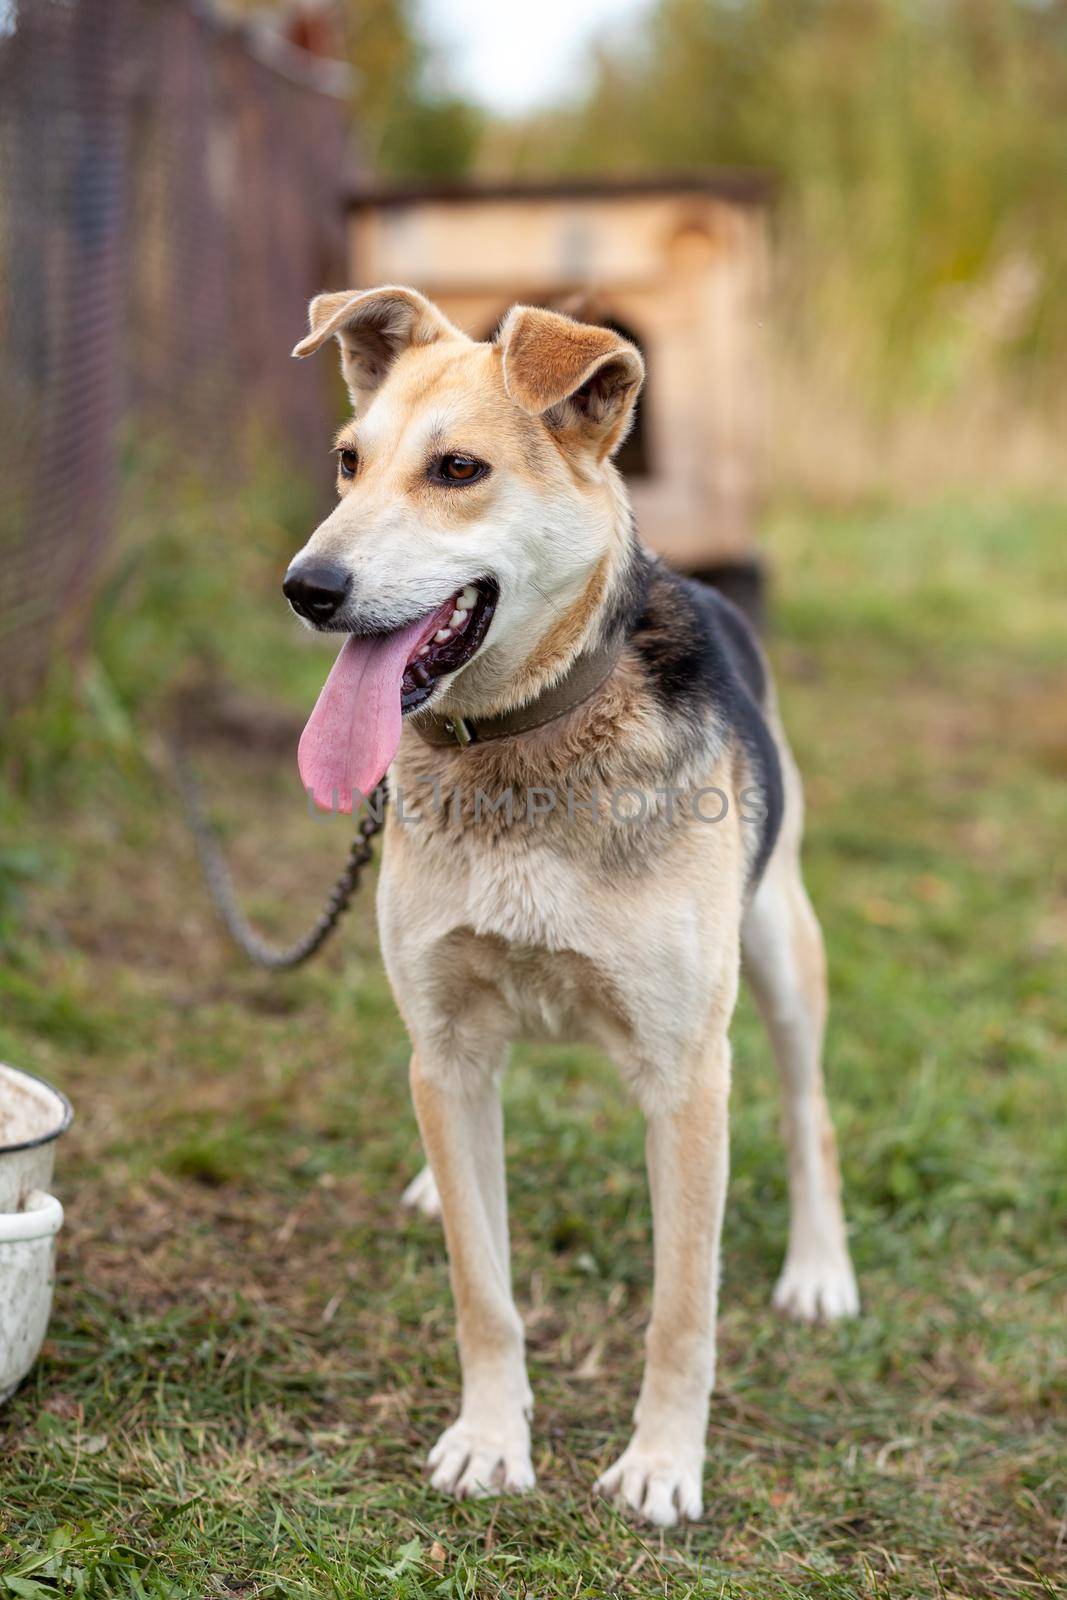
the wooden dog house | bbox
[346,173,773,606]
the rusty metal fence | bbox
[0,0,352,707]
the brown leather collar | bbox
[410,639,623,748]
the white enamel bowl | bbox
[0,1064,72,1403]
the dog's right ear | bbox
[292,285,464,410]
[499,305,644,461]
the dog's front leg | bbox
[596,1035,731,1527]
[409,1052,534,1499]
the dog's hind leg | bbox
[741,773,859,1321]
[409,1051,535,1498]
[400,1163,442,1219]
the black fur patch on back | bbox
[629,560,784,888]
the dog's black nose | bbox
[283,560,351,624]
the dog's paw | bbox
[773,1251,859,1322]
[427,1416,535,1499]
[595,1440,703,1528]
[401,1164,442,1220]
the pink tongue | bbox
[298,615,432,813]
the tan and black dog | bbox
[284,286,858,1527]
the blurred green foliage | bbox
[343,0,482,178]
[491,0,1067,405]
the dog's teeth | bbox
[449,609,464,629]
[418,644,430,656]
[435,628,452,643]
[457,585,478,611]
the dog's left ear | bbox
[292,285,463,409]
[499,306,644,460]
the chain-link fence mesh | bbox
[0,0,352,707]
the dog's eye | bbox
[336,447,358,479]
[433,453,489,486]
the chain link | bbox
[168,737,385,970]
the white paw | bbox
[595,1439,703,1528]
[401,1164,442,1220]
[427,1416,535,1500]
[773,1251,860,1322]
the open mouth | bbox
[297,577,498,812]
[400,577,498,714]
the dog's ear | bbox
[498,306,644,460]
[292,285,464,409]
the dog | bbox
[284,286,859,1527]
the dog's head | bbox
[285,285,643,810]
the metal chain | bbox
[167,736,386,970]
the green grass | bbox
[1,464,1065,1597]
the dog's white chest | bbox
[463,839,587,949]
[379,827,624,1042]
[378,809,728,1076]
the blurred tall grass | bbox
[486,0,1067,500]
